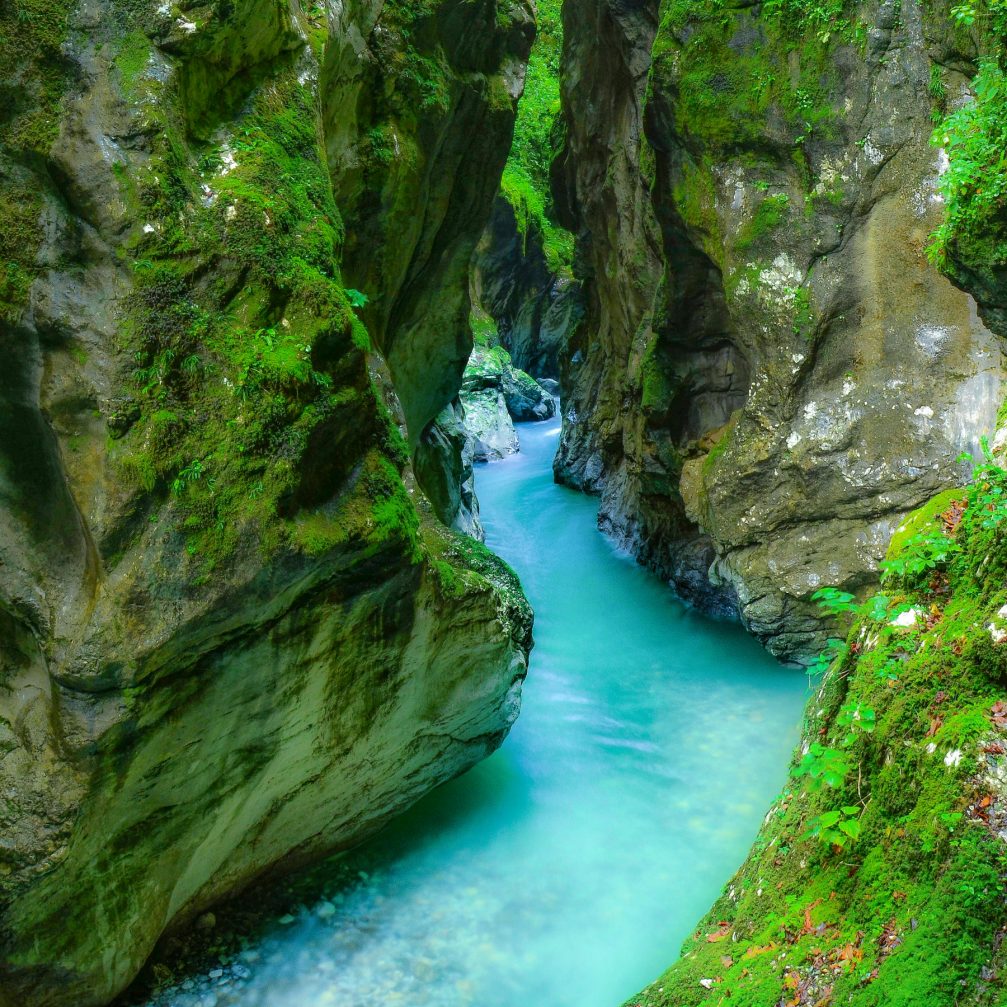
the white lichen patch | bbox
[861,136,884,166]
[944,748,963,768]
[756,254,803,310]
[914,405,934,418]
[915,325,951,358]
[890,608,920,628]
[217,146,238,175]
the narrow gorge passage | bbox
[138,419,807,1007]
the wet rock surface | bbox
[460,344,557,462]
[552,0,1006,660]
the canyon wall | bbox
[554,0,1006,660]
[0,0,532,1003]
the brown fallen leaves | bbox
[878,919,902,959]
[941,497,967,535]
[991,701,1007,730]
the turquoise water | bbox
[143,416,808,1007]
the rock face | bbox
[553,0,1005,659]
[472,194,583,379]
[0,0,532,1004]
[461,344,557,462]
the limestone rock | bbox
[553,0,1005,660]
[0,0,533,1003]
[460,345,556,461]
[472,194,584,380]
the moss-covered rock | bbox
[459,343,556,461]
[555,0,1006,659]
[0,0,533,1003]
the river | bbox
[138,414,808,1007]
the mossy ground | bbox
[630,462,1007,1006]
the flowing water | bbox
[142,415,808,1007]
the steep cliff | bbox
[613,3,1007,1004]
[0,0,532,1004]
[470,0,584,381]
[554,0,1006,660]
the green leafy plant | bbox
[805,805,862,847]
[879,532,960,584]
[874,658,901,683]
[862,592,896,621]
[345,288,369,309]
[811,587,858,616]
[836,701,877,744]
[929,55,1007,268]
[961,436,1007,529]
[807,637,848,677]
[939,810,964,831]
[793,743,851,790]
[171,459,205,495]
[951,2,978,25]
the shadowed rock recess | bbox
[0,0,533,1004]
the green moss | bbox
[702,417,736,475]
[735,193,790,251]
[640,333,677,413]
[101,36,427,574]
[0,0,72,320]
[497,0,574,278]
[470,304,500,348]
[113,30,154,100]
[888,488,964,558]
[930,56,1007,271]
[651,1,859,158]
[673,160,723,261]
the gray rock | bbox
[552,0,1005,661]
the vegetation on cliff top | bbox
[500,0,573,276]
[929,1,1007,271]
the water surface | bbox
[144,416,807,1007]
